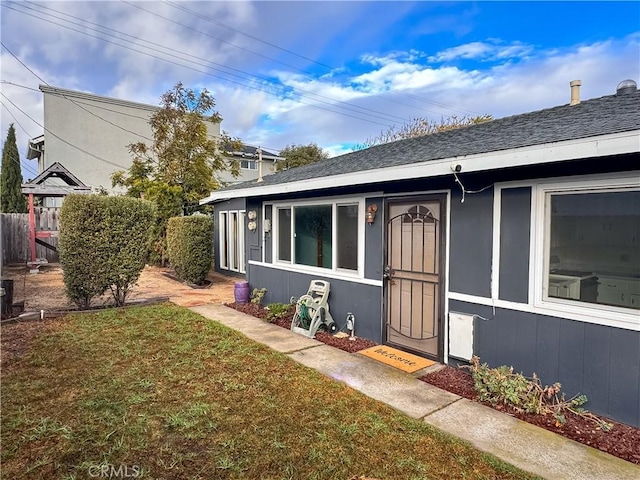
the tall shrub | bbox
[59,195,111,309]
[59,194,154,308]
[166,215,213,285]
[103,196,154,305]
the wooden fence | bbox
[1,208,60,265]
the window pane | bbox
[230,212,238,270]
[294,205,332,268]
[547,190,640,310]
[337,205,358,270]
[219,212,228,269]
[278,208,291,262]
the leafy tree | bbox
[112,81,241,264]
[354,114,493,150]
[1,124,27,213]
[276,143,329,171]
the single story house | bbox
[201,80,640,427]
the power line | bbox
[161,0,483,117]
[1,41,155,142]
[1,92,129,170]
[0,103,40,176]
[122,0,322,76]
[2,80,158,123]
[119,0,412,124]
[162,0,336,72]
[3,2,399,127]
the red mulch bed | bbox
[226,302,640,465]
[226,302,378,353]
[420,365,640,465]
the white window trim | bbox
[219,209,246,273]
[457,172,640,332]
[229,211,238,272]
[239,211,246,274]
[269,196,366,279]
[218,211,228,270]
[532,176,640,330]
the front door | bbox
[384,197,445,361]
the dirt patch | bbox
[1,263,237,313]
[421,365,640,465]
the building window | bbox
[337,205,359,270]
[219,212,228,269]
[241,159,257,170]
[274,200,362,274]
[277,208,291,262]
[295,205,333,268]
[545,188,640,310]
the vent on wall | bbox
[449,312,474,361]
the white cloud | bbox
[429,40,534,63]
[2,0,638,172]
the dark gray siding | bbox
[450,299,640,427]
[499,188,531,303]
[248,264,383,342]
[449,188,493,297]
[246,199,263,263]
[364,197,384,281]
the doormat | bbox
[358,346,435,373]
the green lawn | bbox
[1,304,539,480]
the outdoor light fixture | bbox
[366,204,378,225]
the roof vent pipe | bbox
[569,80,582,106]
[616,79,637,95]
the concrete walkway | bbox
[190,304,639,480]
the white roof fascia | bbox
[200,130,639,204]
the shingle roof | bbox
[216,90,640,193]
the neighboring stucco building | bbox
[218,145,283,186]
[202,79,640,427]
[26,85,222,199]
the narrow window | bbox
[277,208,291,262]
[230,212,238,271]
[219,212,228,269]
[337,204,358,270]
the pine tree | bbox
[1,124,27,213]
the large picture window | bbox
[274,200,362,274]
[545,188,640,310]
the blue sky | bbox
[1,1,639,180]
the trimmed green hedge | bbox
[59,194,154,308]
[166,215,213,285]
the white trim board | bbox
[448,292,640,332]
[247,260,383,287]
[201,131,639,203]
